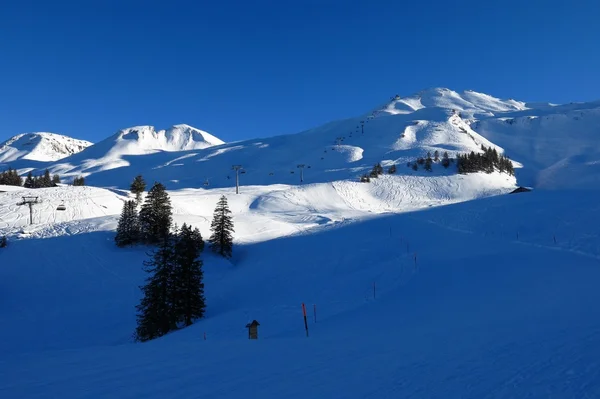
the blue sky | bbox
[1,0,599,143]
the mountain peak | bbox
[0,132,92,163]
[377,88,528,117]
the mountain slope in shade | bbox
[0,132,92,163]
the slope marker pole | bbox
[302,303,309,337]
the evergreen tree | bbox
[412,163,418,171]
[33,175,41,188]
[425,156,433,172]
[130,175,146,205]
[209,195,234,258]
[442,152,450,168]
[73,176,85,186]
[434,150,440,162]
[388,164,397,174]
[172,224,206,326]
[52,174,61,185]
[23,172,34,188]
[134,236,177,342]
[139,182,173,244]
[115,200,140,247]
[369,163,384,178]
[38,169,52,187]
[0,236,6,248]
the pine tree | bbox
[115,200,140,247]
[0,236,7,248]
[412,163,418,171]
[23,172,35,188]
[442,152,450,168]
[139,182,173,244]
[209,195,234,258]
[172,224,206,326]
[134,236,177,342]
[425,153,433,172]
[41,169,52,187]
[434,150,440,162]
[52,174,61,185]
[388,164,397,174]
[130,175,146,206]
[73,176,85,186]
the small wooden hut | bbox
[245,320,260,339]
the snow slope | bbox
[40,124,225,176]
[0,132,92,163]
[1,189,600,397]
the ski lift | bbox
[56,201,66,211]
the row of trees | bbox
[115,177,235,342]
[457,145,514,175]
[0,168,22,186]
[23,170,60,188]
[0,168,85,187]
[116,178,235,258]
[409,151,451,172]
[360,162,397,182]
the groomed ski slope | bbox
[1,189,600,398]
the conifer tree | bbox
[388,164,397,174]
[130,175,146,206]
[0,236,7,248]
[209,195,234,258]
[442,152,450,168]
[134,236,177,342]
[139,182,173,244]
[73,176,85,186]
[434,150,440,162]
[52,174,61,185]
[23,172,35,188]
[115,200,140,247]
[172,224,206,326]
[425,155,433,171]
[41,169,52,187]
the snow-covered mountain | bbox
[0,132,92,163]
[2,88,600,398]
[40,124,225,176]
[15,87,593,195]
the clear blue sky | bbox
[1,0,599,143]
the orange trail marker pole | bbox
[302,303,309,337]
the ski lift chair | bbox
[56,201,66,211]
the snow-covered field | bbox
[1,88,600,398]
[1,188,600,398]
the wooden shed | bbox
[245,320,260,339]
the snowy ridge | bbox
[45,124,225,176]
[0,132,92,163]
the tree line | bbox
[0,168,86,187]
[457,145,514,175]
[115,175,235,342]
[0,168,22,186]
